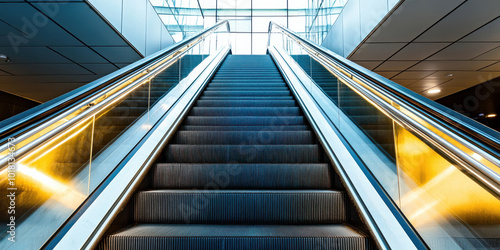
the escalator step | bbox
[208,83,287,88]
[189,107,300,116]
[101,224,371,250]
[202,91,291,96]
[195,100,296,107]
[205,87,289,91]
[165,144,321,163]
[171,131,315,144]
[200,96,294,100]
[152,163,332,189]
[183,116,306,126]
[134,190,345,223]
[179,125,309,131]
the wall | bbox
[321,0,400,57]
[87,0,174,56]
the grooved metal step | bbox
[188,107,301,116]
[165,144,321,163]
[178,125,309,131]
[171,131,315,144]
[183,116,306,126]
[134,190,345,224]
[202,90,291,96]
[101,224,371,250]
[200,96,294,100]
[195,100,296,107]
[152,163,332,189]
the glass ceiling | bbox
[150,0,347,54]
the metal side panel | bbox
[49,46,230,250]
[268,45,424,250]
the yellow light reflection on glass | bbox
[17,164,86,209]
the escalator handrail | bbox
[0,20,230,142]
[268,21,500,197]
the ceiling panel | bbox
[349,43,406,60]
[374,71,400,79]
[0,69,11,76]
[415,1,500,42]
[480,62,500,71]
[115,63,133,69]
[392,71,436,80]
[0,63,92,75]
[365,0,464,42]
[406,78,451,89]
[0,1,145,102]
[0,74,97,85]
[410,61,496,71]
[80,63,119,75]
[392,79,418,86]
[0,36,15,46]
[375,60,419,71]
[93,46,142,64]
[51,46,109,64]
[426,71,500,80]
[462,17,500,42]
[352,60,383,70]
[390,43,449,60]
[348,0,500,98]
[428,42,500,60]
[474,46,500,60]
[0,19,21,36]
[0,46,70,64]
[0,3,83,47]
[436,78,485,89]
[34,2,128,47]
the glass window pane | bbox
[252,33,269,55]
[231,33,251,54]
[252,16,287,32]
[252,9,287,17]
[226,18,251,32]
[253,0,286,9]
[289,16,305,33]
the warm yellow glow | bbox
[472,153,482,161]
[486,114,497,118]
[427,89,441,94]
[400,165,456,203]
[395,125,500,228]
[408,200,439,222]
[26,121,92,164]
[17,164,86,209]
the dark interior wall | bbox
[436,77,500,131]
[0,91,40,121]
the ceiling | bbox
[0,1,144,102]
[348,0,500,100]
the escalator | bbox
[100,55,373,249]
[1,20,499,250]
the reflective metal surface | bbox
[0,21,230,249]
[269,21,500,249]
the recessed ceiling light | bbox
[0,54,9,62]
[486,114,497,118]
[427,89,441,94]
